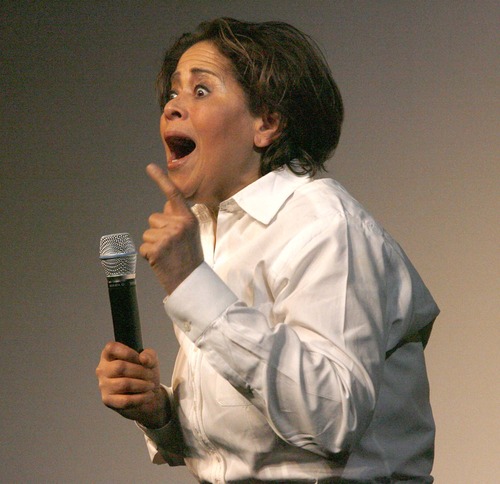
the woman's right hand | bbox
[96,342,170,429]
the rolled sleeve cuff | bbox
[163,262,238,342]
[136,386,185,466]
[142,425,180,465]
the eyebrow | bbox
[170,67,222,84]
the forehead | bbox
[173,41,234,80]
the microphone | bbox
[99,233,143,353]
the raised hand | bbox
[140,164,204,295]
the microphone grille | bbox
[99,233,137,278]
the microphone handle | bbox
[107,278,144,352]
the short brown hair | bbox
[157,18,344,176]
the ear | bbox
[254,112,281,149]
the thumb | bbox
[139,348,158,369]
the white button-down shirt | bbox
[142,168,439,483]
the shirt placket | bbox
[189,203,235,483]
[189,325,226,483]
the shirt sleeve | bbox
[164,214,432,458]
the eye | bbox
[195,85,209,97]
[167,90,177,101]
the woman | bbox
[96,18,439,483]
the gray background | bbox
[1,1,498,482]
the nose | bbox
[163,97,186,120]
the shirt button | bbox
[182,320,191,332]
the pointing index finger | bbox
[146,164,189,211]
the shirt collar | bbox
[220,167,312,225]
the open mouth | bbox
[166,136,196,161]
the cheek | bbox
[198,110,227,139]
[204,113,254,151]
[202,102,248,134]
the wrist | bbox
[139,386,172,429]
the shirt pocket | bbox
[215,373,251,407]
